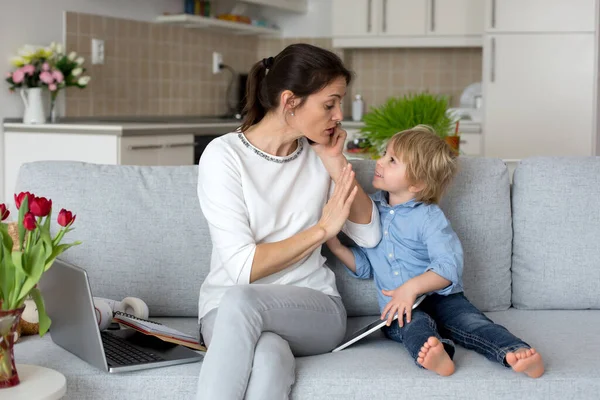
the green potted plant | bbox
[357,92,455,158]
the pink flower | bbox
[22,64,35,75]
[49,83,57,91]
[12,69,25,84]
[42,63,50,71]
[51,70,64,83]
[40,71,54,84]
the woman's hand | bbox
[311,124,347,159]
[381,284,418,327]
[318,164,358,241]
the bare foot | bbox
[506,348,545,378]
[417,337,455,376]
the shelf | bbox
[239,0,308,14]
[155,14,280,36]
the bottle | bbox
[352,94,363,122]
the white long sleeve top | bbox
[196,132,382,320]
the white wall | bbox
[262,0,332,37]
[0,0,182,202]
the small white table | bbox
[1,364,66,400]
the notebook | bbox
[113,311,206,352]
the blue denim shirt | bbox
[348,191,464,313]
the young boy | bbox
[327,126,544,378]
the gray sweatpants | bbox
[195,284,347,400]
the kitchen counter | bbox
[2,117,368,136]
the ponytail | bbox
[240,59,270,132]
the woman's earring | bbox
[290,111,295,116]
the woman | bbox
[195,43,381,400]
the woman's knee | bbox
[218,285,260,316]
[254,332,295,373]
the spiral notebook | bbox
[113,311,206,352]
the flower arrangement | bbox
[4,43,91,121]
[0,192,81,387]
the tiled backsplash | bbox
[346,47,483,110]
[65,12,482,117]
[65,12,258,117]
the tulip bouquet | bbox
[0,192,81,334]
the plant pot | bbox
[0,305,25,388]
[445,135,460,155]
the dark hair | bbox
[240,43,352,132]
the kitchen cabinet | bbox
[332,0,483,48]
[120,135,195,166]
[485,0,596,33]
[482,17,598,159]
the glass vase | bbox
[0,306,25,389]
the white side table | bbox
[1,364,66,400]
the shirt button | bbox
[394,271,399,276]
[384,231,388,235]
[388,253,393,258]
[389,210,395,215]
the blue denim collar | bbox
[372,191,422,209]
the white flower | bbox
[56,43,64,54]
[17,45,36,58]
[9,56,24,67]
[75,57,84,65]
[68,51,77,61]
[72,68,83,77]
[78,76,91,86]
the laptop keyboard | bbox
[101,331,165,365]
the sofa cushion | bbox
[15,161,209,317]
[15,311,600,399]
[333,157,513,316]
[511,157,600,309]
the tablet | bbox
[332,294,427,353]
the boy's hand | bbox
[381,284,418,327]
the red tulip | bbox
[23,212,36,231]
[29,196,52,217]
[0,204,9,221]
[57,209,76,227]
[14,192,35,210]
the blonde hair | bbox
[388,125,458,204]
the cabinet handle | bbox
[430,0,435,31]
[382,0,387,32]
[491,0,496,28]
[128,144,163,150]
[460,140,467,144]
[164,142,197,148]
[367,0,372,32]
[490,37,496,83]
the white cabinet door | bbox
[119,136,161,166]
[430,0,484,36]
[458,133,482,156]
[333,0,378,37]
[486,0,596,32]
[483,34,596,159]
[157,134,195,165]
[383,0,427,36]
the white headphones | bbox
[93,297,149,330]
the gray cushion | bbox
[15,161,210,317]
[511,157,600,310]
[15,310,600,399]
[334,157,513,316]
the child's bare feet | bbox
[506,348,545,378]
[417,337,455,376]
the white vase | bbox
[20,88,46,124]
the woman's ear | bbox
[280,90,296,113]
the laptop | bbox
[332,294,427,352]
[38,259,203,373]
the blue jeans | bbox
[382,292,530,368]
